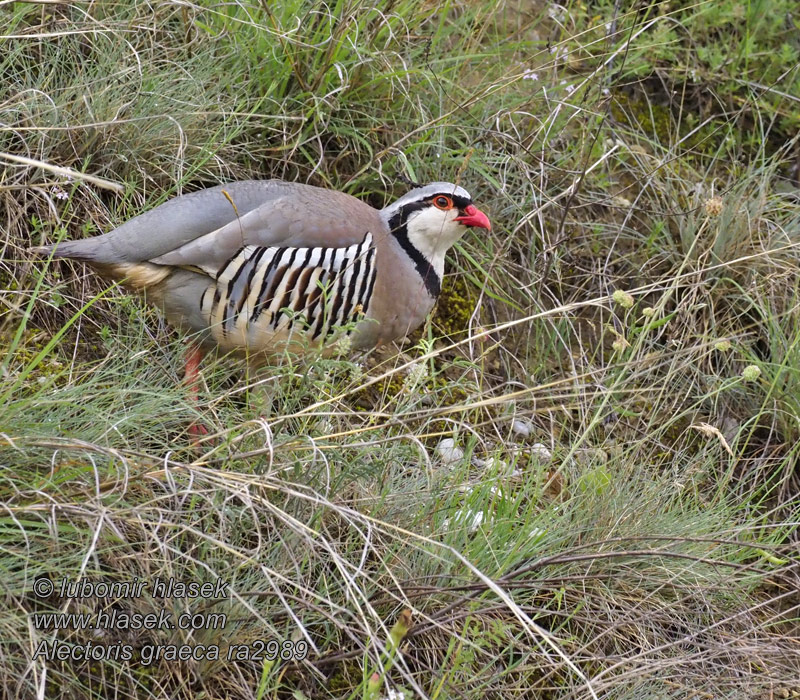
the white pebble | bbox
[512,418,534,437]
[436,438,463,465]
[530,443,553,462]
[482,456,510,474]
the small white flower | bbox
[605,22,612,32]
[547,3,567,22]
[612,336,630,353]
[383,690,406,700]
[315,419,334,435]
[447,508,485,533]
[333,334,352,356]
[522,69,539,81]
[349,362,364,383]
[529,527,547,541]
[436,438,463,465]
[602,88,610,96]
[51,187,68,201]
[565,84,575,94]
[402,361,429,392]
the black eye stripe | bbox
[390,193,473,221]
[447,194,472,210]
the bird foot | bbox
[188,421,209,437]
[187,420,214,448]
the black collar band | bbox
[388,206,441,298]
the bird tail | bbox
[29,240,98,260]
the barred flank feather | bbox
[200,233,376,348]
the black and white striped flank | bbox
[200,232,376,347]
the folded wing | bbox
[39,181,386,271]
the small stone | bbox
[482,457,510,474]
[436,438,464,465]
[530,443,553,463]
[611,195,632,208]
[512,418,533,437]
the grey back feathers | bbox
[34,179,484,360]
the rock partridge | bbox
[34,180,491,420]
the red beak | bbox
[455,204,491,230]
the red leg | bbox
[184,343,209,438]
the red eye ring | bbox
[432,195,453,210]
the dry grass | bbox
[2,1,799,699]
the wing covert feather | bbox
[53,180,386,266]
[151,190,384,271]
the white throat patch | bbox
[405,206,465,278]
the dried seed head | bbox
[612,336,630,353]
[741,364,761,382]
[704,196,723,216]
[612,290,634,309]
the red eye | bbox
[433,195,453,210]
